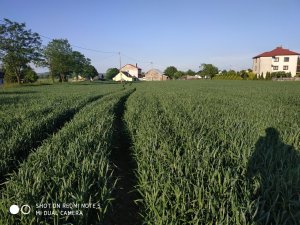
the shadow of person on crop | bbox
[247,127,300,225]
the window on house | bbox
[284,57,289,62]
[273,66,278,70]
[273,57,279,62]
[283,65,288,70]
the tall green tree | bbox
[186,69,196,76]
[174,71,185,79]
[0,18,43,84]
[83,63,98,79]
[164,66,178,79]
[200,64,219,78]
[239,70,248,79]
[23,66,38,83]
[70,51,87,79]
[44,39,73,82]
[105,68,119,80]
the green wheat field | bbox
[0,80,300,225]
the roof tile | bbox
[253,47,300,58]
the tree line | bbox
[0,18,98,84]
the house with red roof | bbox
[120,64,142,78]
[253,47,299,77]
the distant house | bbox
[253,46,300,77]
[112,71,136,82]
[144,69,169,81]
[71,75,86,82]
[120,64,142,78]
[182,75,202,80]
[0,71,4,85]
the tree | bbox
[239,70,248,79]
[221,70,228,76]
[70,51,87,79]
[200,64,218,78]
[164,66,178,79]
[266,72,272,80]
[105,68,119,80]
[0,18,43,84]
[247,72,257,80]
[83,64,98,79]
[174,71,185,79]
[23,66,38,83]
[227,70,237,76]
[186,69,196,76]
[44,39,73,82]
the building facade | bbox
[112,71,135,82]
[253,47,299,77]
[144,69,168,81]
[120,64,142,78]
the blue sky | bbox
[1,0,299,73]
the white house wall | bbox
[112,73,133,81]
[121,65,139,78]
[253,55,298,77]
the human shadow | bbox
[247,127,300,224]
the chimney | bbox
[136,63,138,68]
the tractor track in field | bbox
[0,94,103,187]
[106,90,142,225]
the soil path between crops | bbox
[106,92,142,225]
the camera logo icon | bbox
[9,205,19,214]
[9,205,31,215]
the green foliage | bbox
[125,81,300,224]
[227,69,237,76]
[174,71,185,79]
[70,51,87,77]
[1,81,300,224]
[200,63,218,78]
[2,65,17,83]
[0,18,43,84]
[2,65,38,83]
[239,70,248,79]
[23,66,38,83]
[213,74,242,80]
[83,64,98,78]
[105,67,119,80]
[186,69,196,76]
[164,66,178,79]
[44,39,73,82]
[214,69,242,80]
[247,72,257,80]
[0,84,127,225]
[271,71,292,78]
[265,72,272,80]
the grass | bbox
[0,80,299,224]
[125,80,300,224]
[0,88,135,225]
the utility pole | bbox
[118,52,121,70]
[118,51,123,83]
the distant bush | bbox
[23,67,38,83]
[213,74,243,80]
[271,71,291,78]
[247,72,257,80]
